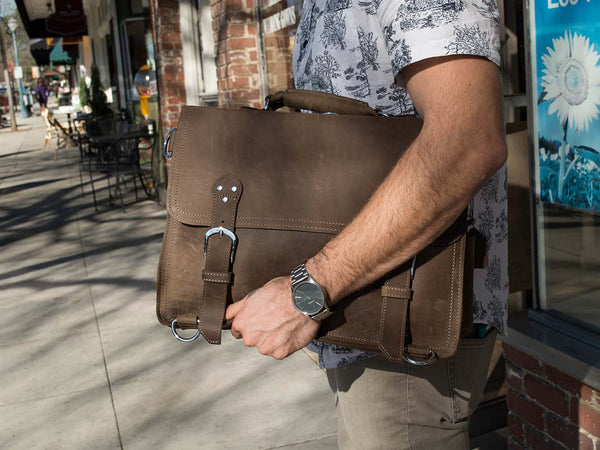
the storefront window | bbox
[120,17,158,122]
[258,0,303,94]
[197,0,218,103]
[528,0,600,332]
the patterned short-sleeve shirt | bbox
[292,0,508,369]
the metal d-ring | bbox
[162,127,177,158]
[204,226,238,264]
[403,349,437,366]
[171,318,201,342]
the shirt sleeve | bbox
[379,0,502,76]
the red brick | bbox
[507,389,545,430]
[227,37,257,51]
[579,432,595,450]
[161,88,183,97]
[546,413,580,449]
[580,384,597,403]
[227,10,251,24]
[503,344,544,376]
[162,72,185,82]
[232,88,261,102]
[524,374,569,417]
[505,362,524,391]
[544,365,582,396]
[225,51,248,65]
[160,41,182,51]
[228,77,250,89]
[225,23,246,37]
[212,1,226,16]
[160,33,183,42]
[226,0,244,8]
[228,64,258,76]
[577,402,600,437]
[508,412,525,444]
[166,96,186,106]
[508,437,528,450]
[524,424,564,450]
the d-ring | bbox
[162,127,177,158]
[403,349,437,366]
[171,318,200,342]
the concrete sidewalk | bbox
[0,117,508,450]
[0,117,337,449]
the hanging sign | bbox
[529,0,600,211]
[14,66,23,79]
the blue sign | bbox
[530,0,600,211]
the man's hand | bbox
[225,277,321,359]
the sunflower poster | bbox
[530,0,600,211]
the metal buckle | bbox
[171,318,200,342]
[204,226,238,264]
[162,127,177,158]
[403,349,437,366]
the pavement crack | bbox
[71,160,125,450]
[263,433,337,449]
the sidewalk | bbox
[0,117,508,450]
[0,117,337,449]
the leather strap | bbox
[265,90,379,116]
[198,174,243,344]
[378,268,413,362]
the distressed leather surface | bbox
[157,95,469,361]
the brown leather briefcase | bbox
[156,90,474,364]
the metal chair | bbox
[110,130,157,209]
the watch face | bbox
[292,282,325,315]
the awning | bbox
[49,38,78,64]
[29,37,79,66]
[15,0,87,38]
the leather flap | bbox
[167,106,424,235]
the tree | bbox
[0,0,36,82]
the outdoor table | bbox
[96,127,158,206]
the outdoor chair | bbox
[41,109,59,156]
[76,113,119,210]
[109,131,157,209]
[76,113,155,210]
[41,109,72,159]
[52,118,72,153]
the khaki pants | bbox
[326,330,497,450]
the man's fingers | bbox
[225,298,245,321]
[231,325,242,339]
[227,299,246,339]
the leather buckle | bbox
[204,226,238,264]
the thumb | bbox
[225,298,245,321]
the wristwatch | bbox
[291,263,332,321]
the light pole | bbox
[7,17,31,119]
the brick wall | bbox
[211,0,262,108]
[149,0,186,132]
[504,344,600,449]
[262,29,295,93]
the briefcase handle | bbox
[264,89,380,116]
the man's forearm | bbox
[307,58,507,305]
